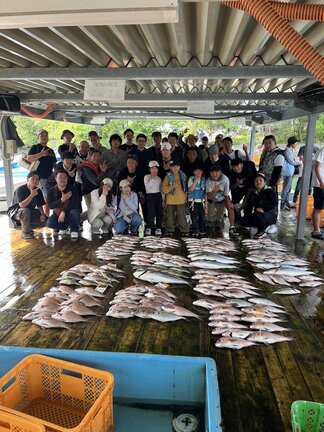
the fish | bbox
[60,303,102,316]
[194,287,225,297]
[52,311,90,323]
[193,299,225,310]
[32,304,60,313]
[220,289,252,299]
[264,267,314,277]
[189,262,236,270]
[241,305,288,315]
[161,305,200,319]
[209,321,248,329]
[22,311,52,321]
[68,294,103,307]
[215,337,256,349]
[75,287,106,298]
[254,273,276,285]
[225,299,253,308]
[51,286,76,295]
[248,298,286,309]
[247,331,293,344]
[208,314,241,322]
[267,275,292,286]
[32,318,72,330]
[273,288,301,295]
[148,311,186,322]
[249,322,292,332]
[221,330,253,339]
[106,309,135,318]
[134,270,190,285]
[210,306,243,315]
[241,314,285,323]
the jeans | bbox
[281,175,293,206]
[146,193,163,230]
[114,212,142,234]
[189,201,205,233]
[46,208,81,232]
[242,211,276,233]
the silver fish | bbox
[250,322,292,332]
[273,288,301,295]
[221,330,253,339]
[248,298,286,309]
[161,304,200,319]
[149,311,186,322]
[264,267,314,277]
[193,299,225,309]
[134,270,190,285]
[247,331,293,344]
[209,321,248,329]
[215,337,256,349]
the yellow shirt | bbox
[162,172,187,205]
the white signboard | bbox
[230,117,246,126]
[84,80,125,102]
[187,101,214,115]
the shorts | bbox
[313,187,324,210]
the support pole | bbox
[249,125,256,157]
[296,113,317,240]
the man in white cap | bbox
[158,142,173,179]
[144,160,163,236]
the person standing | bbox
[9,171,47,239]
[26,130,57,214]
[162,158,189,236]
[101,134,127,183]
[281,137,301,210]
[75,140,90,196]
[58,129,77,159]
[258,135,285,188]
[311,146,324,240]
[120,128,136,153]
[188,166,206,236]
[144,160,163,236]
[88,131,107,155]
[149,131,162,159]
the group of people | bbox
[8,126,323,241]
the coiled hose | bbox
[21,104,53,119]
[222,0,324,84]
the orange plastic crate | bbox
[295,196,314,220]
[0,355,114,432]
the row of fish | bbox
[106,284,200,322]
[243,239,324,293]
[191,270,293,349]
[139,236,181,250]
[96,236,140,261]
[23,264,126,329]
[131,250,193,285]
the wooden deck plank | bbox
[0,215,323,432]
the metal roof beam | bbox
[0,66,310,81]
[18,92,296,101]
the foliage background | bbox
[10,114,324,151]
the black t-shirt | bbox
[14,184,45,209]
[58,143,78,159]
[28,144,57,179]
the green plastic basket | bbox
[291,401,324,432]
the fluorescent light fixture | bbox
[0,0,179,28]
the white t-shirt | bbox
[312,147,324,187]
[227,149,246,161]
[206,174,230,203]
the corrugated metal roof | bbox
[0,0,323,122]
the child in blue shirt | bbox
[188,165,206,236]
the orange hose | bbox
[224,1,324,21]
[20,104,53,119]
[222,0,324,84]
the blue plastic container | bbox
[0,346,222,432]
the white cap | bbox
[161,142,172,151]
[149,160,159,168]
[102,178,113,187]
[119,179,131,188]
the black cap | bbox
[209,163,222,172]
[255,172,266,180]
[62,151,74,160]
[231,157,243,166]
[60,129,74,139]
[287,136,298,145]
[88,130,101,138]
[127,154,138,161]
[27,171,39,179]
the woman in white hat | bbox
[87,178,115,234]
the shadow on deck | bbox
[0,210,323,432]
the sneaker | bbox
[199,231,206,237]
[254,231,266,239]
[21,231,35,240]
[92,230,100,235]
[229,226,240,236]
[145,228,152,236]
[290,202,296,208]
[311,231,324,240]
[266,224,277,234]
[250,227,258,236]
[101,228,109,234]
[70,231,79,239]
[130,231,138,236]
[192,232,199,237]
[155,228,162,236]
[58,229,67,236]
[182,232,190,237]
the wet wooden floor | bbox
[0,211,323,432]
